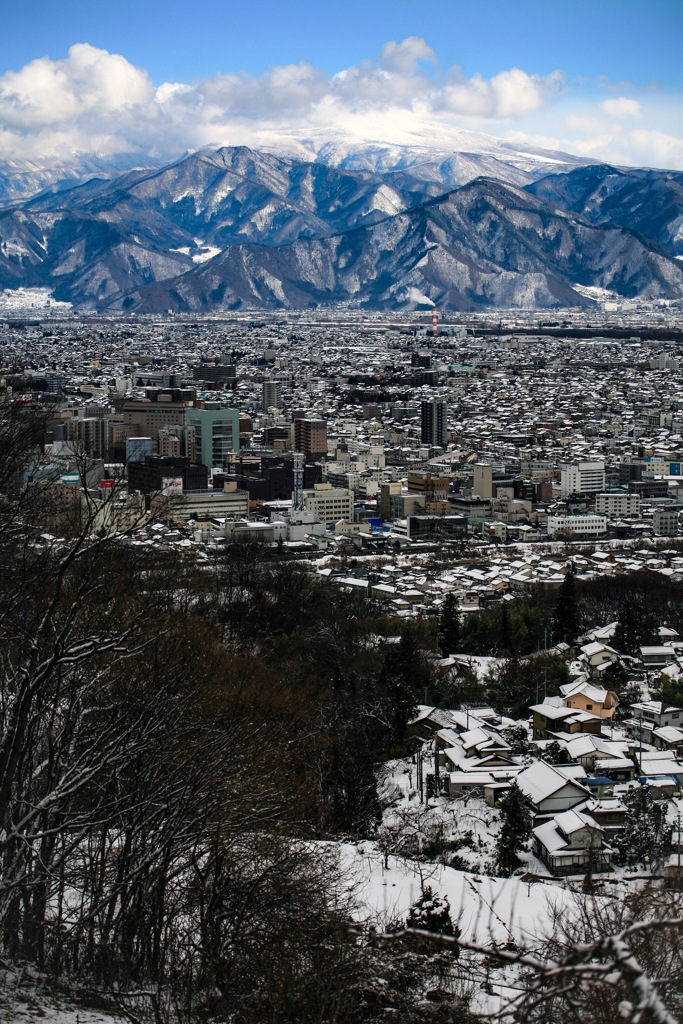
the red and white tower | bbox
[432,307,438,336]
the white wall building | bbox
[653,508,680,536]
[547,514,608,539]
[594,492,641,517]
[560,461,606,497]
[303,483,355,527]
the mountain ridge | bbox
[1,141,681,313]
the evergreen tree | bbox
[495,781,532,876]
[552,565,580,644]
[406,885,457,938]
[486,653,531,717]
[381,627,423,741]
[614,786,672,868]
[613,591,656,656]
[500,601,514,654]
[437,592,461,657]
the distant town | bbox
[3,299,683,568]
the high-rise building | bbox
[472,463,494,499]
[302,483,354,526]
[66,416,109,458]
[294,418,328,460]
[262,381,282,410]
[126,437,154,464]
[185,405,240,469]
[420,401,448,447]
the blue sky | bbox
[1,0,682,168]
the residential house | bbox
[516,760,591,816]
[559,679,618,720]
[625,701,683,745]
[530,697,603,741]
[578,642,620,678]
[533,808,612,876]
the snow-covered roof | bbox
[560,680,612,702]
[554,807,602,836]
[517,761,589,804]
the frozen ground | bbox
[0,986,123,1024]
[341,840,572,946]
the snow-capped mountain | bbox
[103,176,683,314]
[0,137,681,312]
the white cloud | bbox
[601,97,642,119]
[505,123,683,170]
[379,36,438,74]
[0,40,680,172]
[439,67,563,120]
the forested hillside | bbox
[2,391,682,1023]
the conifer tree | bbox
[552,565,580,644]
[615,786,672,868]
[437,592,461,657]
[406,885,457,938]
[495,781,532,876]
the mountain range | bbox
[0,130,681,312]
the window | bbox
[586,704,593,710]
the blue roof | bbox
[586,776,614,786]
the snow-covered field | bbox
[0,287,72,312]
[341,841,572,947]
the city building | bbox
[547,514,608,539]
[185,405,240,469]
[420,400,448,447]
[127,456,209,495]
[653,508,680,536]
[302,483,354,527]
[294,418,328,460]
[560,461,606,497]
[262,381,282,410]
[126,437,154,464]
[594,492,641,517]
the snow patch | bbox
[192,246,221,264]
[0,287,72,312]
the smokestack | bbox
[432,308,438,336]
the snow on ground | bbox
[169,245,221,263]
[341,841,572,948]
[0,987,124,1024]
[0,288,72,312]
[191,246,221,264]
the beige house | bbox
[560,680,618,720]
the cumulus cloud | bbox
[505,122,683,171]
[0,39,680,171]
[601,97,642,119]
[439,67,563,119]
[379,36,437,74]
[0,39,565,164]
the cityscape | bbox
[1,0,683,1021]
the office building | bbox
[294,418,328,460]
[185,405,240,469]
[262,381,282,410]
[126,437,154,464]
[420,401,448,447]
[560,461,606,497]
[303,483,354,526]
